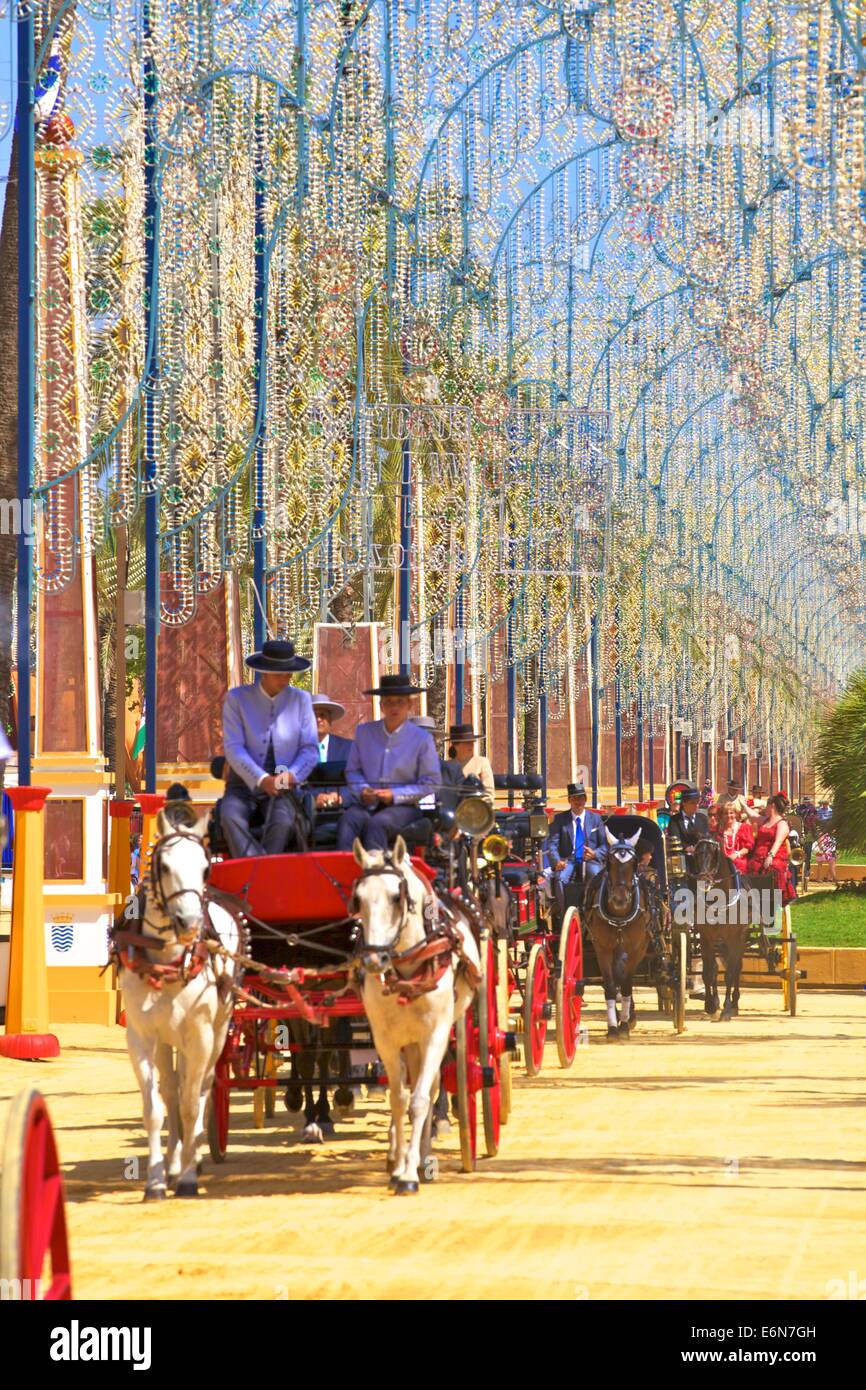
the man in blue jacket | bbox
[544,783,607,884]
[221,640,319,857]
[336,674,439,851]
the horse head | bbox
[691,835,724,890]
[351,836,426,971]
[603,827,641,913]
[149,804,211,944]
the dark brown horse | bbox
[584,828,654,1041]
[689,836,750,1021]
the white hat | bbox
[311,693,346,721]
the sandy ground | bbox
[1,987,864,1301]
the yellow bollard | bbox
[137,793,166,878]
[1,786,60,1058]
[108,799,134,907]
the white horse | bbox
[118,805,240,1200]
[352,835,481,1194]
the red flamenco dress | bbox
[745,824,796,905]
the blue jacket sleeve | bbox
[222,691,264,791]
[287,693,321,784]
[392,734,440,805]
[343,736,365,805]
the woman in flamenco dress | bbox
[744,793,796,905]
[714,802,754,870]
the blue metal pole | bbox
[636,691,644,801]
[16,9,34,786]
[453,585,464,715]
[614,674,622,803]
[648,711,655,801]
[143,0,159,792]
[399,439,411,675]
[252,101,266,648]
[590,616,599,805]
[506,614,515,779]
[539,689,548,802]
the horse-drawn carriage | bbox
[190,785,516,1183]
[663,784,802,1018]
[0,1088,71,1298]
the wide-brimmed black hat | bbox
[679,783,700,801]
[245,639,311,673]
[363,673,426,696]
[448,722,481,743]
[567,782,588,798]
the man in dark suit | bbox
[544,783,607,884]
[311,693,353,810]
[666,784,710,847]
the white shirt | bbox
[319,733,329,763]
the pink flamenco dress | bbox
[745,824,796,906]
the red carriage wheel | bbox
[0,1088,71,1299]
[523,943,549,1076]
[555,907,584,1069]
[496,937,513,1124]
[454,1011,477,1173]
[478,936,501,1157]
[208,1038,232,1163]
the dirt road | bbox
[2,988,864,1300]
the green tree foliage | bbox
[815,668,866,851]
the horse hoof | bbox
[431,1117,451,1142]
[617,1023,631,1040]
[394,1180,419,1195]
[301,1123,324,1144]
[388,1174,400,1190]
[720,1010,733,1022]
[284,1084,304,1113]
[606,1027,621,1042]
[174,1178,198,1198]
[627,1015,637,1032]
[709,1009,722,1021]
[333,1086,354,1109]
[143,1186,166,1202]
[317,1119,335,1139]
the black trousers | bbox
[221,778,305,857]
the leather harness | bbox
[351,859,483,1005]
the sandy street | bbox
[1,988,864,1301]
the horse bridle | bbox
[351,855,414,962]
[148,830,212,934]
[596,842,643,928]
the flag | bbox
[132,701,146,760]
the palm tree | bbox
[815,667,866,851]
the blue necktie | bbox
[573,816,584,862]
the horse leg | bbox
[597,948,620,1041]
[298,1025,322,1142]
[126,1022,168,1200]
[175,1025,214,1197]
[314,1026,334,1137]
[397,1023,451,1194]
[157,1043,181,1184]
[701,935,720,1019]
[721,935,745,1021]
[284,1018,304,1113]
[618,978,634,1038]
[378,1043,409,1182]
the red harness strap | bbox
[113,930,210,991]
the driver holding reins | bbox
[221,639,319,857]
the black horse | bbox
[689,837,750,1021]
[584,829,657,1040]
